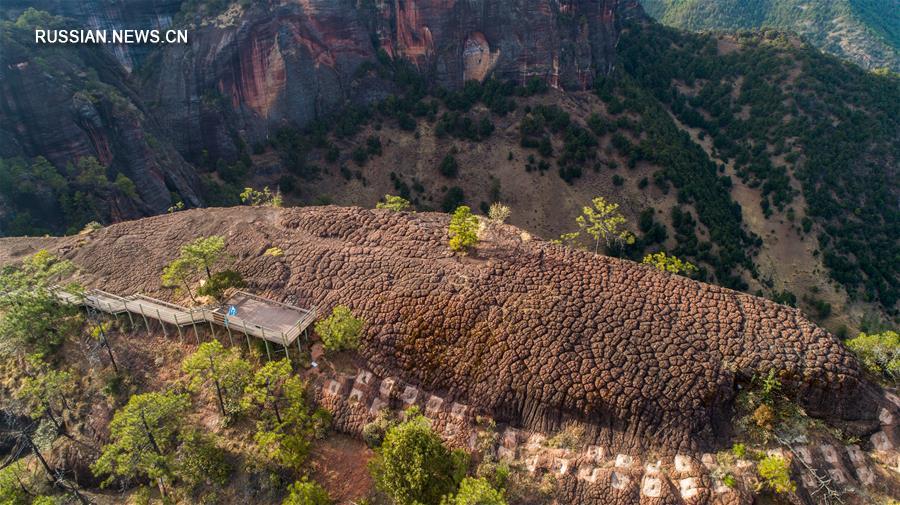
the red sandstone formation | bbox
[1,207,893,457]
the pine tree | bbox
[182,341,252,417]
[448,206,480,254]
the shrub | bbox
[174,429,232,489]
[441,187,466,213]
[448,206,479,254]
[641,252,697,276]
[376,194,412,212]
[369,413,468,505]
[240,186,283,207]
[439,155,459,178]
[845,331,899,382]
[441,477,506,505]
[314,305,365,352]
[264,247,284,257]
[283,478,331,505]
[757,455,795,494]
[487,203,511,224]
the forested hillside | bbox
[640,0,900,72]
[1,3,898,321]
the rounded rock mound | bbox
[0,206,892,455]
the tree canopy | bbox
[314,305,364,352]
[575,197,635,253]
[448,206,480,254]
[92,391,191,490]
[370,411,468,505]
[182,340,252,417]
[0,250,81,357]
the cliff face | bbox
[1,0,640,226]
[1,0,183,71]
[0,16,202,227]
[147,0,642,155]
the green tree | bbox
[0,463,30,505]
[182,341,252,417]
[448,206,479,254]
[197,269,245,301]
[0,250,81,358]
[377,194,412,212]
[439,155,459,178]
[161,257,199,303]
[181,236,227,280]
[283,477,332,505]
[575,197,634,253]
[441,477,506,505]
[314,306,365,352]
[242,359,329,468]
[242,359,294,425]
[173,429,232,492]
[369,411,468,505]
[15,354,75,433]
[641,252,698,276]
[846,330,899,382]
[92,391,191,497]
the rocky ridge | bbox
[0,205,898,503]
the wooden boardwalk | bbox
[54,287,317,359]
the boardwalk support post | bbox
[124,302,136,330]
[261,327,272,361]
[189,311,200,344]
[156,309,168,338]
[207,313,216,339]
[225,323,234,347]
[138,303,151,333]
[107,302,120,325]
[241,320,252,354]
[173,313,184,343]
[281,332,290,360]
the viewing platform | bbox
[54,287,317,359]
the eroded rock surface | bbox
[1,206,893,459]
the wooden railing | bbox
[52,287,317,359]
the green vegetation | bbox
[161,257,200,303]
[562,197,635,254]
[283,478,332,505]
[314,305,365,352]
[439,154,460,178]
[92,391,192,496]
[448,206,480,254]
[162,236,243,302]
[0,250,81,357]
[377,194,412,211]
[242,359,330,469]
[441,477,507,505]
[369,411,468,505]
[846,330,899,382]
[641,252,698,276]
[182,340,252,417]
[240,186,283,207]
[487,203,511,224]
[264,246,285,257]
[619,21,900,307]
[15,354,75,432]
[640,0,900,72]
[756,455,795,494]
